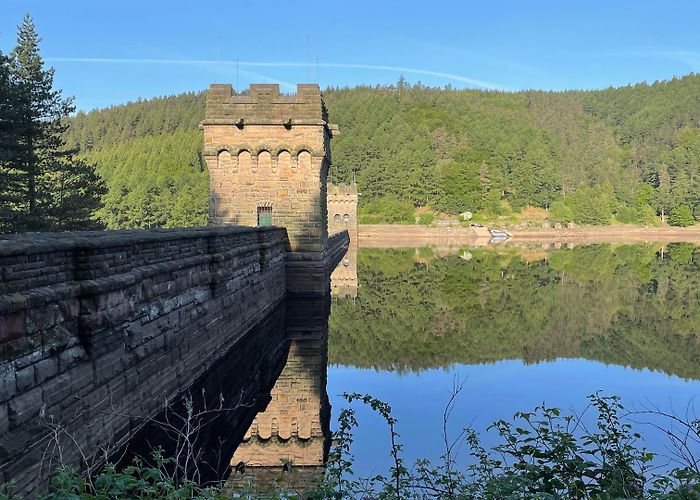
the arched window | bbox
[343,214,350,224]
[334,214,341,223]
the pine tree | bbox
[0,49,23,230]
[8,13,105,231]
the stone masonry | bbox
[0,227,289,496]
[327,183,358,298]
[202,83,339,254]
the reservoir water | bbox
[325,243,700,476]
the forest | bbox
[328,244,700,378]
[60,73,700,230]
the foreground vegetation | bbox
[5,393,700,498]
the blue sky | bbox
[2,0,699,111]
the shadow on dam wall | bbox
[116,292,335,489]
[115,301,292,486]
[77,295,334,493]
[46,291,334,491]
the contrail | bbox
[46,57,506,90]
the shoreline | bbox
[358,224,700,246]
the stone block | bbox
[8,386,42,426]
[15,364,35,392]
[58,345,87,371]
[35,357,58,385]
[41,373,71,409]
[0,402,7,434]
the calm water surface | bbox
[326,243,700,474]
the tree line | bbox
[65,75,700,230]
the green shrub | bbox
[7,394,700,499]
[416,212,435,225]
[548,199,574,223]
[358,195,414,224]
[668,205,695,227]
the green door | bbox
[257,206,273,226]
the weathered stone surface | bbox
[0,226,290,496]
[202,83,337,254]
[8,386,42,426]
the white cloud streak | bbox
[45,57,506,90]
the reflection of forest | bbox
[329,244,700,378]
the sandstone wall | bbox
[0,226,288,495]
[202,83,338,254]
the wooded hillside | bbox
[64,74,700,228]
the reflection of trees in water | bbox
[329,244,700,378]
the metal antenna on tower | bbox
[306,35,310,81]
[316,58,319,83]
[236,57,239,90]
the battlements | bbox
[328,182,358,197]
[203,83,333,129]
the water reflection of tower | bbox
[229,296,331,493]
[327,183,358,298]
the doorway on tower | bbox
[257,206,273,227]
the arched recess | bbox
[278,150,292,171]
[217,150,233,170]
[258,150,272,171]
[238,150,252,172]
[297,150,312,170]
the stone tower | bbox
[201,83,338,253]
[327,183,358,298]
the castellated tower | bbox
[327,183,358,298]
[201,83,338,253]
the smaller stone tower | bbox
[327,183,358,298]
[202,83,338,253]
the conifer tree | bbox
[0,50,23,230]
[6,13,105,231]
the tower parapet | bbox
[202,83,339,254]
